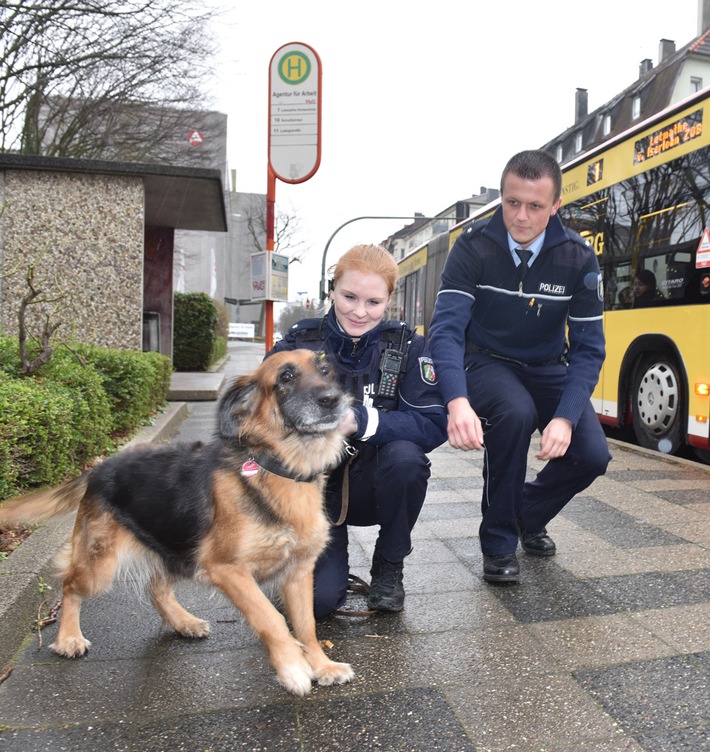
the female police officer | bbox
[268,244,447,616]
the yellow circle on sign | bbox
[277,51,311,85]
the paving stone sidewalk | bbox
[1,341,709,751]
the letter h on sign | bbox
[287,57,305,78]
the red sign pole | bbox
[265,167,276,352]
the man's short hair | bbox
[501,150,562,202]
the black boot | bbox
[518,522,557,557]
[367,549,405,612]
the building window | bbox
[574,132,583,153]
[691,76,703,93]
[632,95,641,119]
[602,113,612,136]
[555,144,563,163]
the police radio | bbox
[376,324,409,399]
[377,349,404,398]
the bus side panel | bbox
[421,232,452,332]
[560,89,710,455]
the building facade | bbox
[0,155,226,359]
[37,101,268,332]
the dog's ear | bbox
[218,375,259,439]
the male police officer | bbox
[428,150,611,583]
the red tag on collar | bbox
[241,460,259,478]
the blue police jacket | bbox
[269,309,447,453]
[429,207,605,428]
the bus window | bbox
[613,263,633,309]
[584,148,710,311]
[664,251,692,302]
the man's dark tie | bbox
[515,248,533,280]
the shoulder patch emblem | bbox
[419,356,437,385]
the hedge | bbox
[0,337,172,500]
[0,372,75,499]
[173,292,218,372]
[71,344,172,434]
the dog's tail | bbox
[0,474,88,526]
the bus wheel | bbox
[631,355,683,455]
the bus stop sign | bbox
[268,42,322,183]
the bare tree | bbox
[17,261,66,376]
[241,195,308,264]
[1,248,68,376]
[0,1,218,157]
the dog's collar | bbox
[245,453,324,483]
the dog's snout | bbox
[317,391,340,409]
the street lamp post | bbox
[319,215,442,304]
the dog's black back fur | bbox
[89,442,217,576]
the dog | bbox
[0,349,354,696]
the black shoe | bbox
[482,553,520,583]
[520,527,556,557]
[367,550,405,611]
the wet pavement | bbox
[1,340,709,751]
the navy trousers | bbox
[313,440,431,618]
[465,353,611,556]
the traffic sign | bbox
[268,42,322,183]
[188,129,204,146]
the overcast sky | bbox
[208,0,702,302]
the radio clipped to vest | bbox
[376,323,409,400]
[377,349,404,398]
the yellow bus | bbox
[396,86,710,461]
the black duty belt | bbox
[466,342,568,367]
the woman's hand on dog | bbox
[338,408,358,436]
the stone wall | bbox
[0,169,144,351]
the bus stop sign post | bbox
[264,41,322,353]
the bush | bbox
[173,292,218,372]
[71,344,172,434]
[0,339,112,464]
[211,299,229,365]
[142,350,174,412]
[0,372,76,498]
[0,337,172,499]
[0,337,23,374]
[215,299,229,339]
[212,334,227,364]
[41,350,113,463]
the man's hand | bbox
[447,397,484,450]
[537,417,573,460]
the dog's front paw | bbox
[277,660,316,696]
[50,635,91,658]
[174,617,210,639]
[315,661,354,686]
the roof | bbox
[690,26,710,54]
[0,153,227,232]
[542,27,710,160]
[388,214,432,241]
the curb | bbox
[167,374,224,402]
[123,401,189,448]
[0,400,190,670]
